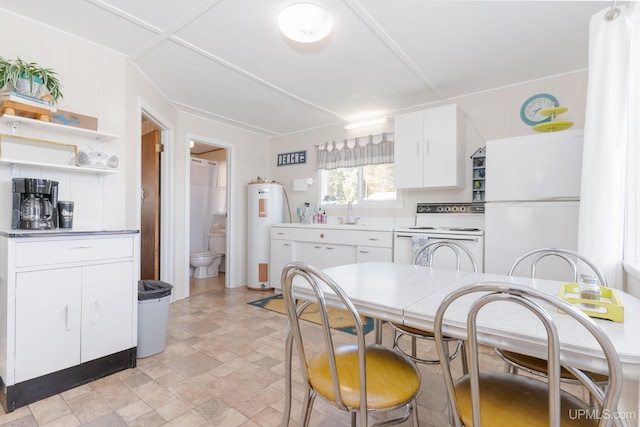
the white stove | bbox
[394,203,485,271]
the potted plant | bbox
[0,56,63,104]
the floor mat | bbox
[247,293,375,335]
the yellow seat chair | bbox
[495,248,610,399]
[434,282,622,427]
[281,261,421,427]
[391,241,477,368]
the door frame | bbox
[139,102,173,293]
[185,133,235,292]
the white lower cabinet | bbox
[270,226,392,289]
[81,262,135,362]
[1,232,139,412]
[296,241,357,270]
[356,246,392,263]
[15,268,82,382]
[270,239,294,289]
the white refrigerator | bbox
[484,129,584,279]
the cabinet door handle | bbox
[368,238,379,241]
[277,232,285,235]
[314,245,322,249]
[65,305,72,331]
[69,246,93,250]
[426,139,430,155]
[416,141,420,156]
[359,250,370,254]
[90,299,98,325]
[326,247,335,250]
[283,243,291,247]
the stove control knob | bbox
[460,206,466,212]
[452,206,458,212]
[437,206,444,212]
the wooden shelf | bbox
[0,114,119,141]
[0,158,117,175]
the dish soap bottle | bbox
[579,274,601,309]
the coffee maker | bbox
[12,178,59,230]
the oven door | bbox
[394,231,484,272]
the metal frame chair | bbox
[281,261,421,427]
[391,241,477,368]
[434,282,623,427]
[496,247,610,401]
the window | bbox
[316,133,395,207]
[319,163,395,206]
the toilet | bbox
[190,232,226,278]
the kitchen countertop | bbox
[0,227,140,238]
[272,223,394,232]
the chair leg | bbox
[301,389,315,427]
[412,401,419,427]
[411,336,417,358]
[459,341,468,375]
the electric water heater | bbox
[247,181,283,290]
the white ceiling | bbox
[0,1,618,137]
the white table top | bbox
[308,262,640,379]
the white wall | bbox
[0,10,272,300]
[270,71,588,223]
[0,10,130,229]
[175,114,271,293]
[0,9,593,297]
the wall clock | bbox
[520,93,559,126]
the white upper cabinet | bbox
[394,104,465,189]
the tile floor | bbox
[0,275,585,426]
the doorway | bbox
[189,140,228,294]
[140,116,161,280]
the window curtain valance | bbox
[315,132,394,170]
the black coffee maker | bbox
[12,178,59,230]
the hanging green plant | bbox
[0,56,63,103]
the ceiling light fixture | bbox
[344,118,388,130]
[278,3,333,43]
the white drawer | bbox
[356,231,393,248]
[271,227,294,239]
[294,228,357,245]
[15,237,134,268]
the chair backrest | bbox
[433,282,622,427]
[413,240,479,272]
[508,247,608,287]
[281,261,369,425]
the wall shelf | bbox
[0,114,119,141]
[0,158,117,174]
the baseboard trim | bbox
[0,347,136,413]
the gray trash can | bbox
[137,280,173,358]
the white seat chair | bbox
[391,240,477,368]
[434,282,622,427]
[496,247,610,401]
[281,261,421,427]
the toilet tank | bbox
[210,233,226,254]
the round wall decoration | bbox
[520,93,559,126]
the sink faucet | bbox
[347,201,353,224]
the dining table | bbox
[281,261,640,427]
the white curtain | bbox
[190,158,218,252]
[316,132,393,170]
[578,4,638,288]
